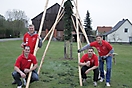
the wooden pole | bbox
[36,10,64,52]
[75,0,82,86]
[25,0,49,88]
[42,9,64,43]
[78,21,90,44]
[37,0,65,75]
[73,0,89,44]
[71,16,85,55]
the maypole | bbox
[25,0,49,88]
[75,0,82,86]
[73,0,89,44]
[37,0,65,75]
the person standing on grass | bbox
[21,24,42,54]
[79,47,99,87]
[78,35,114,87]
[12,46,39,88]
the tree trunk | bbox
[64,40,67,59]
[64,40,72,59]
[70,38,72,59]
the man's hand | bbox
[24,68,31,74]
[21,43,27,48]
[20,72,26,78]
[85,69,90,74]
[77,49,81,53]
[86,61,90,67]
[101,55,108,61]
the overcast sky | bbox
[0,0,132,29]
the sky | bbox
[0,0,132,30]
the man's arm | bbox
[105,48,114,57]
[79,61,90,66]
[78,44,91,53]
[14,66,26,78]
[24,64,38,74]
[30,64,38,71]
[85,66,98,74]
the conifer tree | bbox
[84,10,92,35]
[63,0,73,59]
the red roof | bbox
[97,26,112,33]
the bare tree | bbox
[5,9,29,37]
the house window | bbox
[124,28,128,33]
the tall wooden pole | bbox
[36,10,64,52]
[75,0,82,86]
[71,16,85,55]
[73,0,89,44]
[37,0,65,75]
[25,0,49,88]
[42,9,64,43]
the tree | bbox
[5,9,28,37]
[84,10,92,35]
[5,9,28,22]
[0,14,6,38]
[0,14,6,28]
[63,0,73,59]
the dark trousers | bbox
[12,70,39,86]
[81,66,99,82]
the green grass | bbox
[0,40,132,88]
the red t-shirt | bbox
[15,53,37,71]
[90,40,112,56]
[80,54,99,67]
[23,32,38,54]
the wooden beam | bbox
[42,8,64,43]
[75,0,82,86]
[37,0,65,75]
[73,0,89,44]
[71,16,85,55]
[25,0,49,88]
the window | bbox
[124,28,128,33]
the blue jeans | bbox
[99,56,112,82]
[12,70,39,86]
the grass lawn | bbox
[0,40,132,88]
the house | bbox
[31,3,85,42]
[96,26,112,35]
[31,3,64,41]
[103,19,132,43]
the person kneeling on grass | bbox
[12,46,39,88]
[78,47,99,87]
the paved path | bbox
[0,38,22,42]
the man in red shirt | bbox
[79,47,99,87]
[21,24,42,54]
[12,46,39,88]
[78,35,114,87]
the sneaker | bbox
[23,78,26,86]
[93,81,97,87]
[99,77,104,82]
[17,85,22,88]
[12,80,16,84]
[82,79,86,83]
[106,82,111,87]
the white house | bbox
[103,19,132,43]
